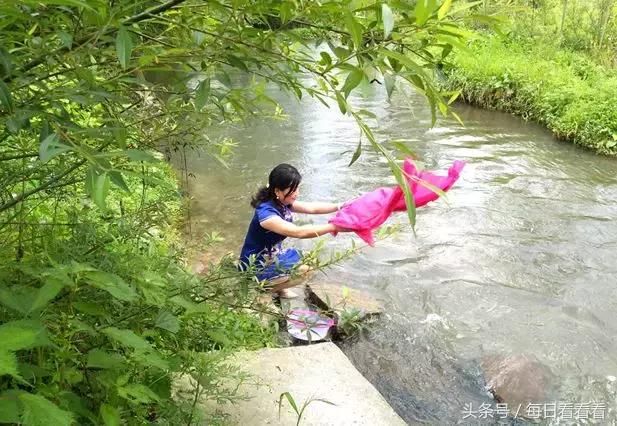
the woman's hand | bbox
[333,224,353,232]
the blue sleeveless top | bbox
[239,200,293,266]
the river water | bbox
[175,77,617,424]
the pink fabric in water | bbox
[330,159,465,245]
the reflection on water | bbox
[173,79,617,424]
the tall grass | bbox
[443,38,617,155]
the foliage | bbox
[0,175,277,424]
[442,37,617,155]
[469,0,617,67]
[0,0,490,227]
[337,307,371,337]
[1,0,485,423]
[278,392,336,426]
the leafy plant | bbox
[278,392,336,426]
[337,307,370,337]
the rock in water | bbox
[482,353,555,416]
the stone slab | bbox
[183,343,405,425]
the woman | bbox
[239,163,347,298]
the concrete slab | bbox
[186,343,405,425]
[307,282,384,317]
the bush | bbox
[0,162,275,425]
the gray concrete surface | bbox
[184,343,406,425]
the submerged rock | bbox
[482,353,555,417]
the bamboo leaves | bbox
[438,0,453,20]
[39,134,72,163]
[195,78,211,111]
[382,4,394,39]
[342,67,364,98]
[85,168,111,210]
[345,11,364,49]
[349,139,362,166]
[115,26,133,69]
[0,80,13,113]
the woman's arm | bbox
[291,200,340,214]
[260,216,339,238]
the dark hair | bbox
[250,163,302,208]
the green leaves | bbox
[438,0,453,20]
[391,162,416,229]
[381,49,426,76]
[0,391,73,426]
[155,310,180,333]
[103,327,151,350]
[280,2,293,24]
[345,11,364,49]
[415,0,438,27]
[0,350,20,379]
[20,0,98,10]
[335,92,347,114]
[341,67,364,98]
[0,392,20,423]
[319,51,332,66]
[19,392,74,426]
[100,404,120,426]
[125,149,158,163]
[0,47,12,78]
[349,139,362,166]
[117,384,160,404]
[384,73,396,98]
[278,392,298,417]
[87,349,124,369]
[85,167,111,210]
[382,4,394,39]
[27,278,65,314]
[39,134,72,163]
[84,271,138,302]
[0,80,14,113]
[195,78,211,111]
[227,55,248,72]
[115,26,133,69]
[0,320,49,351]
[108,170,130,193]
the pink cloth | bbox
[330,159,465,245]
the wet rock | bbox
[482,353,555,416]
[307,282,384,318]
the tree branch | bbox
[0,152,39,162]
[0,160,86,213]
[3,0,187,83]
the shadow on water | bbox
[172,76,617,424]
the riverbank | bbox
[442,37,617,156]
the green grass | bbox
[443,38,617,155]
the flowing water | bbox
[174,77,617,424]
